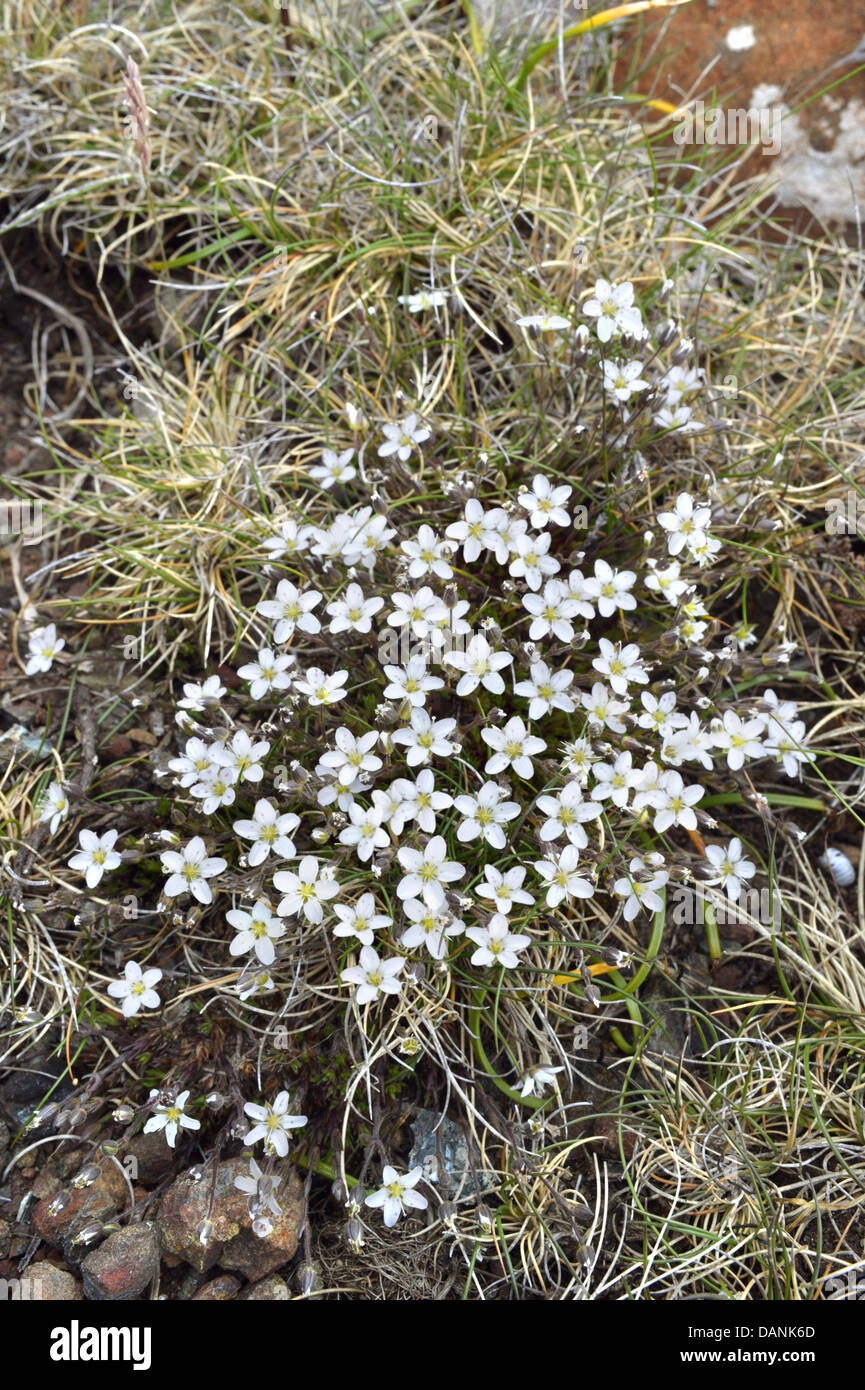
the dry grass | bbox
[2,0,865,1299]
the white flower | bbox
[168,736,217,788]
[583,558,637,617]
[365,1165,428,1227]
[465,914,531,968]
[444,634,512,697]
[386,586,449,641]
[592,752,640,809]
[514,660,575,719]
[657,493,712,556]
[161,836,227,904]
[637,690,686,736]
[233,1157,282,1218]
[522,579,580,642]
[107,960,163,1017]
[445,498,489,563]
[580,682,629,734]
[661,364,704,405]
[534,846,594,908]
[243,1091,307,1158]
[651,771,704,833]
[378,412,431,462]
[518,474,572,528]
[515,311,571,332]
[319,727,383,787]
[400,899,463,959]
[390,707,458,766]
[338,794,391,862]
[655,404,700,434]
[273,855,340,923]
[233,800,299,866]
[703,838,756,901]
[190,763,238,814]
[144,1090,200,1148]
[582,278,643,343]
[227,900,286,965]
[68,829,122,888]
[37,781,70,834]
[763,718,813,779]
[508,529,560,590]
[389,769,453,835]
[332,893,393,946]
[453,781,520,850]
[237,966,276,1001]
[591,637,648,695]
[711,710,766,772]
[177,675,227,711]
[481,716,546,779]
[484,507,527,562]
[25,624,65,675]
[256,580,322,643]
[644,560,689,604]
[218,730,271,783]
[326,582,384,635]
[399,288,448,313]
[238,648,294,701]
[261,517,315,561]
[341,945,405,1005]
[560,736,595,783]
[612,857,669,922]
[603,357,648,403]
[382,657,443,708]
[294,666,349,707]
[396,834,465,908]
[309,446,356,488]
[475,864,535,914]
[400,525,454,580]
[660,712,715,772]
[536,783,602,845]
[566,568,597,620]
[520,1065,564,1098]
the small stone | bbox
[19,1261,83,1300]
[157,1157,303,1280]
[192,1274,242,1301]
[125,1129,175,1185]
[31,1154,128,1249]
[241,1274,290,1301]
[80,1222,160,1301]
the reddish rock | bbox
[157,1158,304,1281]
[31,1157,128,1249]
[31,1172,64,1201]
[80,1222,159,1301]
[241,1274,290,1300]
[20,1261,83,1300]
[125,1129,176,1186]
[615,0,865,227]
[192,1274,242,1301]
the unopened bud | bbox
[297,1261,320,1295]
[70,1221,104,1247]
[72,1164,101,1189]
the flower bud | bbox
[297,1261,320,1295]
[72,1164,101,1189]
